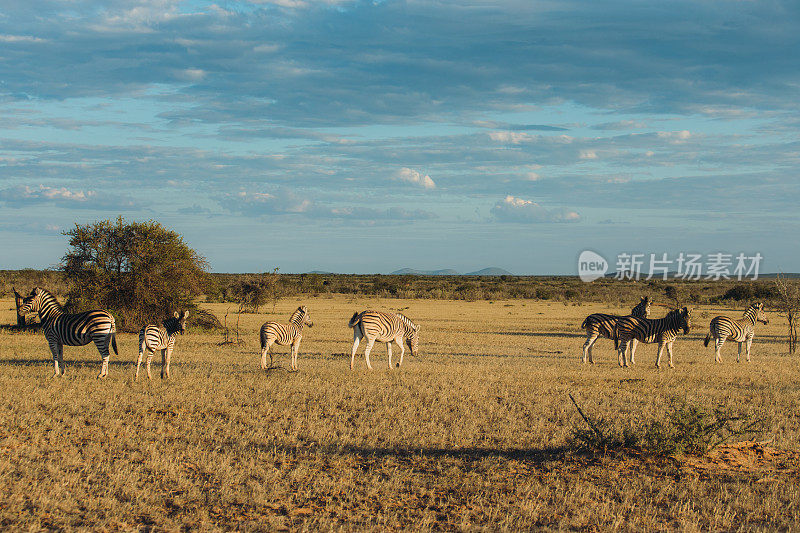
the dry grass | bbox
[1,296,799,531]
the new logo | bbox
[578,250,608,282]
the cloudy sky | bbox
[1,0,798,274]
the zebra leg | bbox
[163,346,173,379]
[737,342,742,363]
[160,349,166,379]
[397,339,405,368]
[617,340,627,367]
[667,342,675,368]
[714,337,725,363]
[146,352,154,380]
[746,336,753,362]
[582,334,597,364]
[350,332,361,371]
[656,342,665,369]
[47,339,61,376]
[629,339,639,366]
[261,337,275,369]
[94,334,111,378]
[291,337,301,371]
[363,339,376,370]
[386,342,393,370]
[136,346,145,381]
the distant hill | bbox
[389,267,514,276]
[390,268,461,276]
[465,267,514,276]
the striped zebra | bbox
[260,306,313,371]
[348,310,420,370]
[581,296,652,364]
[614,307,692,368]
[15,287,118,377]
[704,303,768,363]
[136,311,189,380]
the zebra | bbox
[581,296,652,364]
[15,287,118,377]
[348,310,420,370]
[259,306,313,371]
[614,307,692,369]
[136,311,189,380]
[704,303,769,363]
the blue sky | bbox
[1,0,798,274]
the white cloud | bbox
[489,131,530,144]
[395,168,436,189]
[0,184,134,209]
[491,195,581,223]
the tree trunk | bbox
[13,290,26,327]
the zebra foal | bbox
[581,296,651,363]
[348,310,420,370]
[614,307,692,369]
[260,306,313,371]
[704,303,768,363]
[15,287,118,377]
[136,311,189,380]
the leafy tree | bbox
[61,217,208,331]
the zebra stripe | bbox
[260,306,313,371]
[704,302,768,363]
[614,307,692,368]
[348,310,420,370]
[581,296,651,364]
[136,311,189,380]
[16,287,118,377]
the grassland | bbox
[1,295,799,531]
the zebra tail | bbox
[111,332,118,355]
[703,333,711,348]
[348,312,360,328]
[580,318,588,329]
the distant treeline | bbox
[2,269,788,308]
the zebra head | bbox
[17,287,44,316]
[301,306,313,328]
[752,302,769,325]
[173,310,189,334]
[637,296,652,318]
[679,306,692,334]
[406,324,420,356]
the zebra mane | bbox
[31,287,62,310]
[742,303,763,322]
[397,313,418,334]
[289,306,307,325]
[162,316,181,334]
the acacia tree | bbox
[62,217,208,330]
[773,274,799,355]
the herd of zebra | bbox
[582,296,769,368]
[11,287,768,378]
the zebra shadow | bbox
[262,442,571,464]
[497,331,585,339]
[0,358,131,368]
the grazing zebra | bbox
[15,287,118,377]
[136,311,189,380]
[581,296,652,364]
[260,306,313,371]
[704,303,769,363]
[614,307,692,369]
[348,310,420,370]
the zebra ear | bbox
[182,310,189,319]
[174,311,180,319]
[32,287,41,295]
[415,324,421,332]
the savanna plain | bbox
[1,295,799,531]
